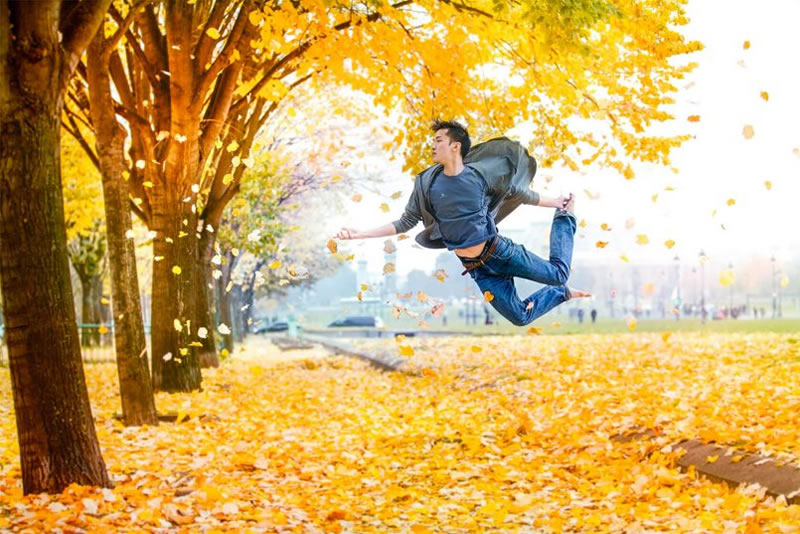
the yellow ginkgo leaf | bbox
[706,455,719,463]
[636,234,649,245]
[416,291,428,303]
[380,203,390,213]
[327,239,338,254]
[269,260,282,269]
[727,198,736,206]
[742,125,755,139]
[527,327,542,335]
[360,284,369,291]
[620,255,630,263]
[471,345,482,353]
[764,180,772,190]
[719,269,735,287]
[483,291,494,302]
[391,191,402,199]
[351,193,362,202]
[651,193,659,203]
[760,91,769,102]
[226,140,239,153]
[687,115,700,122]
[743,40,751,50]
[627,317,637,330]
[206,27,221,39]
[172,265,182,275]
[383,263,395,274]
[399,345,414,356]
[596,241,608,248]
[780,275,789,288]
[664,239,676,249]
[578,219,587,228]
[600,223,611,231]
[357,291,363,302]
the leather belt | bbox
[458,235,499,275]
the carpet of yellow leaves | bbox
[1,333,800,532]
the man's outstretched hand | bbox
[334,227,363,240]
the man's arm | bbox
[536,193,572,209]
[334,223,397,240]
[335,187,422,240]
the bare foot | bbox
[568,287,591,299]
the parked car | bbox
[328,316,384,328]
[252,321,298,334]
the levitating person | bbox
[334,120,589,326]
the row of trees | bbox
[0,0,698,494]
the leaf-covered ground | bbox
[1,333,800,532]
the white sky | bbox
[327,0,800,277]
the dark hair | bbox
[432,119,471,159]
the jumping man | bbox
[334,120,590,326]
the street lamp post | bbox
[728,261,734,318]
[674,255,681,321]
[699,250,706,324]
[771,255,777,319]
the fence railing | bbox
[0,324,152,366]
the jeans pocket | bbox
[489,237,514,262]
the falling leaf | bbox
[600,223,611,231]
[584,189,600,200]
[620,255,630,263]
[226,140,239,152]
[664,239,676,249]
[578,219,587,228]
[760,91,769,102]
[743,40,751,50]
[327,239,338,254]
[483,291,494,302]
[416,291,428,303]
[719,269,736,287]
[780,275,789,288]
[687,115,700,122]
[198,327,208,339]
[383,263,396,274]
[434,269,447,282]
[397,234,409,240]
[731,455,744,463]
[206,27,221,39]
[391,191,403,199]
[742,125,755,139]
[357,291,363,302]
[636,234,649,245]
[727,198,736,206]
[627,317,637,330]
[399,345,414,356]
[172,265,182,275]
[360,284,369,291]
[652,193,659,203]
[351,194,362,202]
[623,165,634,180]
[527,327,542,335]
[471,345,482,353]
[764,180,772,190]
[706,455,719,463]
[174,319,183,332]
[380,203,390,213]
[596,241,609,249]
[269,260,282,269]
[218,324,231,335]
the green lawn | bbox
[302,316,800,336]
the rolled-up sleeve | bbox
[392,189,422,233]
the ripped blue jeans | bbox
[464,209,576,326]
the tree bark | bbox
[79,275,102,347]
[150,195,203,392]
[0,0,112,494]
[86,33,157,426]
[196,233,218,368]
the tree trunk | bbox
[217,276,234,353]
[86,34,157,426]
[0,2,111,492]
[196,234,218,368]
[150,196,203,392]
[79,276,101,347]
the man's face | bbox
[431,129,459,164]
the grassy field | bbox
[303,316,800,336]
